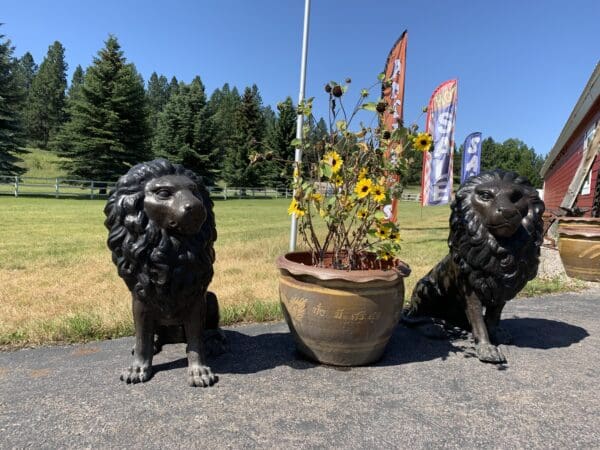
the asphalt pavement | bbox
[1,288,599,448]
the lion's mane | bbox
[448,169,544,304]
[104,159,216,313]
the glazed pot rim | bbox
[276,251,411,282]
[558,226,600,238]
[557,217,600,223]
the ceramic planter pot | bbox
[557,217,600,281]
[276,251,411,366]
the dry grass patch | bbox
[0,196,576,348]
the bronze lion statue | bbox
[403,169,545,364]
[104,158,224,386]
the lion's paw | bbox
[489,326,512,345]
[121,364,152,384]
[475,343,506,364]
[187,364,217,387]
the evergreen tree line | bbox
[1,28,545,188]
[0,31,297,187]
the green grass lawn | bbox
[0,196,576,348]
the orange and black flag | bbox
[381,30,407,223]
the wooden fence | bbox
[0,176,422,202]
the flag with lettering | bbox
[381,30,407,222]
[461,132,482,184]
[421,79,458,206]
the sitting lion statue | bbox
[403,169,545,364]
[104,158,224,386]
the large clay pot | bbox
[557,217,600,282]
[276,252,411,366]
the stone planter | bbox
[276,252,411,366]
[557,217,600,282]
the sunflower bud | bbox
[325,84,332,93]
[332,85,343,98]
[376,102,387,113]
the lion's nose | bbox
[498,207,519,218]
[184,203,192,211]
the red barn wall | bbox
[543,100,600,213]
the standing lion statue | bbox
[104,158,223,387]
[403,169,545,364]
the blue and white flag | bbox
[461,132,482,184]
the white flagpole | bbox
[289,0,311,252]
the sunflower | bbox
[354,178,373,198]
[287,199,305,217]
[413,132,433,152]
[378,250,394,261]
[311,192,323,203]
[323,150,343,173]
[388,230,401,243]
[356,208,368,220]
[358,167,368,179]
[332,174,344,187]
[374,227,389,239]
[371,184,386,203]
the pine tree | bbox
[0,29,25,175]
[15,51,37,93]
[208,83,241,179]
[67,65,84,101]
[223,85,266,187]
[24,41,67,147]
[167,76,179,97]
[263,97,296,186]
[152,76,217,182]
[146,72,169,131]
[53,35,150,180]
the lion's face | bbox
[144,175,207,235]
[469,179,531,238]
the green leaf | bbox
[291,138,302,147]
[361,102,378,112]
[321,162,332,178]
[374,210,386,220]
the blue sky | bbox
[3,0,599,156]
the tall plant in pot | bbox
[256,75,432,366]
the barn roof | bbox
[541,61,600,177]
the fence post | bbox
[90,180,94,200]
[55,178,60,198]
[223,185,227,200]
[14,176,18,197]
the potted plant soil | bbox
[255,76,433,366]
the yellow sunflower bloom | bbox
[413,132,433,152]
[388,230,402,243]
[374,227,389,239]
[287,199,305,217]
[378,250,394,261]
[332,174,344,187]
[358,167,368,179]
[311,192,323,203]
[356,208,368,220]
[354,178,373,198]
[371,184,386,203]
[323,150,343,173]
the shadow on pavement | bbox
[151,317,586,377]
[502,317,589,349]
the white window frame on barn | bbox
[580,121,597,195]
